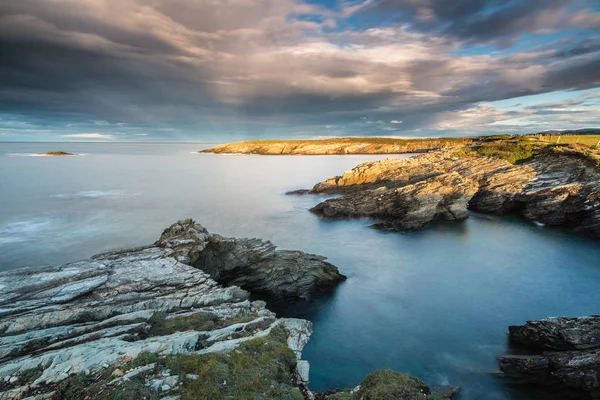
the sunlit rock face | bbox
[306,149,600,237]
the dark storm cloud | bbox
[359,0,593,45]
[0,0,599,139]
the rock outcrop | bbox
[40,151,76,156]
[497,315,600,399]
[0,220,343,399]
[0,220,457,400]
[304,149,600,237]
[156,219,346,299]
[317,369,459,399]
[312,172,478,231]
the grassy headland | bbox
[200,137,473,155]
[201,135,600,165]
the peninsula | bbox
[200,137,472,155]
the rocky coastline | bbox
[0,220,457,400]
[497,315,600,399]
[293,139,600,239]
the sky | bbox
[1,0,600,142]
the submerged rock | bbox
[0,220,335,399]
[497,315,600,399]
[305,148,600,237]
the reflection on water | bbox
[1,142,600,399]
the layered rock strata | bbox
[304,150,600,237]
[0,220,341,399]
[498,315,600,399]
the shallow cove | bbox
[2,142,600,399]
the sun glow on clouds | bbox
[0,0,599,141]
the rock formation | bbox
[304,149,600,237]
[316,370,459,400]
[155,219,346,299]
[497,315,600,399]
[0,220,344,399]
[0,220,459,400]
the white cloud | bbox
[61,133,114,139]
[390,120,403,124]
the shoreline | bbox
[0,220,458,400]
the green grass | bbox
[319,370,442,400]
[165,325,304,400]
[146,311,256,337]
[55,363,160,400]
[537,134,600,148]
[357,370,441,400]
[54,326,302,400]
[475,140,537,164]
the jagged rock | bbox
[311,172,478,231]
[317,369,459,399]
[509,315,600,351]
[305,149,600,237]
[156,219,346,299]
[0,221,322,399]
[497,315,600,399]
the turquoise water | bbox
[1,142,600,399]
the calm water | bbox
[2,142,600,399]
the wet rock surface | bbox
[498,315,600,399]
[303,149,600,237]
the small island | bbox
[41,151,77,156]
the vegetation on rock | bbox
[41,151,76,156]
[54,326,304,400]
[318,370,447,400]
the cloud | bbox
[61,133,114,139]
[0,0,598,139]
[390,120,403,124]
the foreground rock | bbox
[200,138,471,155]
[497,315,600,399]
[0,220,333,399]
[317,370,459,399]
[156,219,345,299]
[304,146,600,237]
[0,220,455,400]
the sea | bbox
[2,142,600,399]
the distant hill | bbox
[537,128,600,135]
